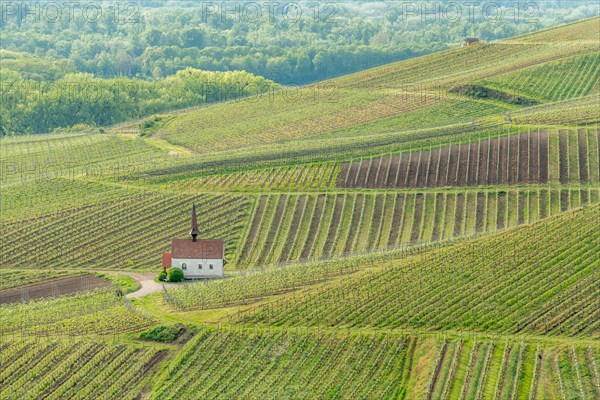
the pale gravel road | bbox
[124,272,181,298]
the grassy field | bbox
[1,17,599,400]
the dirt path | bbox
[122,272,180,299]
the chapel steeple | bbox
[190,204,199,242]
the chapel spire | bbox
[190,204,199,242]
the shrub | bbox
[158,271,167,282]
[139,324,183,342]
[167,267,184,282]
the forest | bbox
[1,0,597,135]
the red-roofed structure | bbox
[162,205,225,278]
[171,239,223,259]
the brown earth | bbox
[475,193,486,233]
[337,132,550,188]
[300,195,326,258]
[539,190,548,219]
[518,192,526,225]
[558,130,569,184]
[578,128,589,183]
[256,195,289,265]
[0,275,111,304]
[323,195,345,256]
[344,195,364,253]
[453,193,465,237]
[239,195,268,263]
[387,195,405,247]
[368,195,385,248]
[581,189,589,205]
[431,194,445,241]
[410,194,424,242]
[497,192,507,230]
[560,190,569,212]
[538,131,549,182]
[280,196,307,262]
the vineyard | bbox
[480,52,600,102]
[0,192,251,270]
[0,269,82,290]
[2,16,600,400]
[511,94,600,126]
[0,288,156,336]
[337,128,600,188]
[150,326,600,400]
[164,163,339,192]
[234,188,598,267]
[0,337,166,400]
[242,205,600,337]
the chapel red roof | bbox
[171,239,224,259]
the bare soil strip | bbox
[366,157,380,189]
[581,189,589,205]
[356,159,370,188]
[560,190,570,212]
[467,142,479,185]
[339,132,551,188]
[559,130,569,184]
[323,195,345,256]
[519,132,530,183]
[279,196,307,261]
[369,195,385,248]
[239,195,268,262]
[387,155,401,188]
[453,193,465,237]
[497,192,507,230]
[257,195,288,265]
[436,146,451,187]
[431,193,445,242]
[475,193,486,233]
[539,190,548,219]
[518,192,526,225]
[487,136,500,185]
[377,156,392,188]
[344,195,365,253]
[300,195,326,259]
[0,275,111,304]
[387,194,405,246]
[539,131,550,182]
[410,194,425,242]
[508,135,520,184]
[578,129,589,183]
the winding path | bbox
[123,272,180,299]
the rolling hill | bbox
[1,17,599,400]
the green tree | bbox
[167,268,184,282]
[181,28,204,49]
